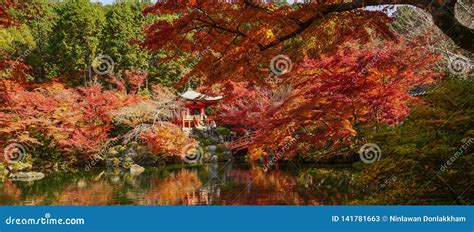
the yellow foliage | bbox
[142,122,197,157]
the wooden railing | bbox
[225,132,256,151]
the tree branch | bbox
[261,0,473,52]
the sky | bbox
[92,0,398,15]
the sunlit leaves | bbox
[141,122,197,157]
[143,1,396,86]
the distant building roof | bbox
[179,88,223,101]
[409,86,431,97]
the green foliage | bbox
[29,133,68,169]
[216,127,231,136]
[0,25,36,79]
[358,78,474,204]
[0,163,6,183]
[215,144,227,153]
[148,52,191,89]
[19,0,59,81]
[101,2,151,72]
[106,144,135,169]
[1,0,191,88]
[48,0,105,81]
[0,25,35,55]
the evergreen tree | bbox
[101,2,150,73]
[48,0,105,84]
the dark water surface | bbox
[0,162,364,205]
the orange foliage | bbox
[143,0,395,86]
[143,1,441,162]
[141,122,197,157]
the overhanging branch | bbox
[261,0,473,52]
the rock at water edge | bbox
[130,164,145,176]
[9,172,45,182]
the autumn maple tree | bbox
[142,0,445,160]
[249,39,440,158]
[200,81,274,129]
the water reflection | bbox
[56,182,114,205]
[144,170,202,205]
[0,163,363,205]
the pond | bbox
[0,162,364,205]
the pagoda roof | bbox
[179,88,223,101]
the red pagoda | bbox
[176,88,222,131]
